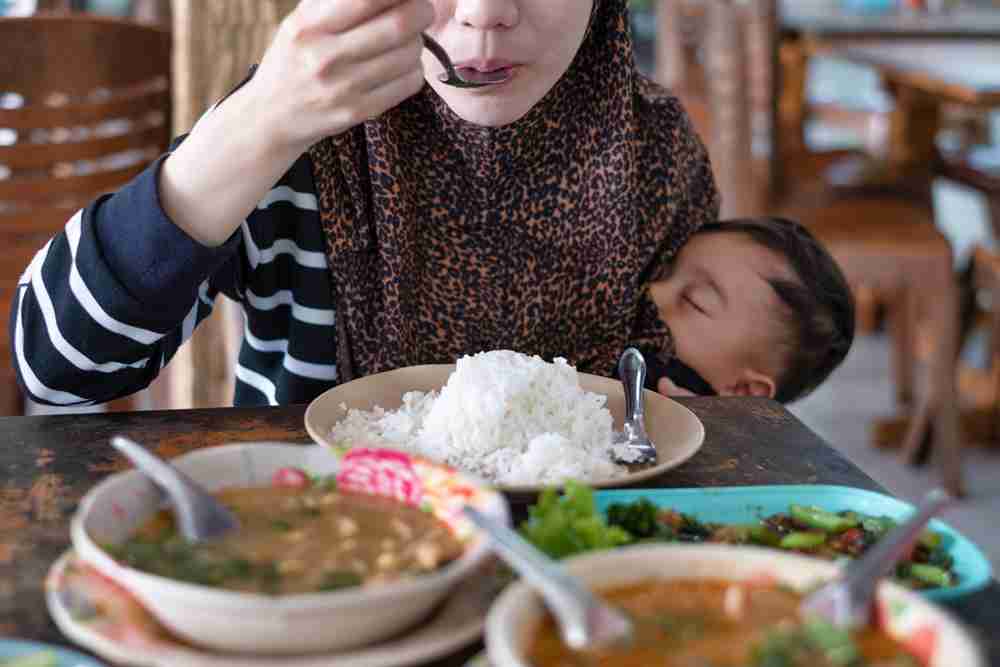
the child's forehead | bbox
[684,231,795,280]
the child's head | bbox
[422,0,594,126]
[651,218,855,403]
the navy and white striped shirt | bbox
[11,133,342,408]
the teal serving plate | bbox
[594,484,992,602]
[0,639,106,666]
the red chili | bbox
[839,527,866,555]
[272,467,310,488]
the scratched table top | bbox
[1,398,997,665]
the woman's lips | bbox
[452,60,521,85]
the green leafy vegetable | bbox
[605,497,671,540]
[520,481,631,559]
[752,618,861,667]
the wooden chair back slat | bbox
[0,123,168,170]
[0,87,169,130]
[0,162,148,204]
[0,15,172,415]
[0,16,171,99]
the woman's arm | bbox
[9,154,243,407]
[10,0,434,403]
[159,0,433,247]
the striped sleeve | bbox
[9,153,242,407]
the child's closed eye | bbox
[682,291,707,315]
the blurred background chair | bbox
[0,14,171,414]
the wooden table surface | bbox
[781,3,1000,39]
[834,40,1000,106]
[1,398,998,665]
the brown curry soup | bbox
[107,485,465,595]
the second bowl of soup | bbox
[486,544,984,667]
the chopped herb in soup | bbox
[527,579,922,667]
[105,473,464,595]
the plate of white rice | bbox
[304,350,705,493]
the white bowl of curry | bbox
[486,543,985,667]
[70,442,509,655]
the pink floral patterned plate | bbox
[47,550,503,667]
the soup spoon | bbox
[801,487,953,629]
[464,506,633,651]
[421,33,507,88]
[110,435,239,543]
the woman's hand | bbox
[251,0,434,155]
[159,0,433,248]
[657,377,695,398]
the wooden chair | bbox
[658,0,964,495]
[0,15,171,414]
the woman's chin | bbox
[428,77,542,128]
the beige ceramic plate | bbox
[304,364,706,495]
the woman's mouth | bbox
[453,60,520,86]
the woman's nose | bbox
[453,0,519,30]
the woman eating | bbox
[11,0,718,407]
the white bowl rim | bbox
[71,441,510,609]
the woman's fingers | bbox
[658,377,696,397]
[252,0,434,147]
[293,0,413,36]
[334,0,435,64]
[356,67,427,120]
[339,36,425,94]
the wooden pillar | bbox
[166,0,296,409]
[744,0,781,204]
[655,0,686,90]
[704,0,755,218]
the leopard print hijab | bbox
[309,0,719,383]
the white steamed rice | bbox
[329,350,630,485]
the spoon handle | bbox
[421,33,456,78]
[802,488,953,627]
[619,347,646,425]
[110,436,238,542]
[464,507,630,651]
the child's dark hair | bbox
[694,218,855,403]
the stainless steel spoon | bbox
[611,347,658,466]
[801,487,953,628]
[421,33,507,88]
[110,435,239,543]
[464,506,633,651]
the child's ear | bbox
[721,369,776,399]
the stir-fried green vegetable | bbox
[519,485,957,590]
